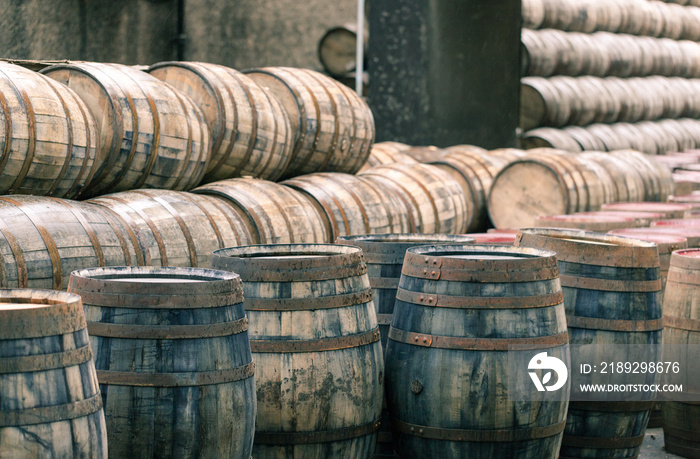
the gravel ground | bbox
[639,428,683,459]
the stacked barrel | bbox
[521,0,700,153]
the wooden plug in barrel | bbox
[283,172,411,240]
[0,195,142,289]
[385,244,569,457]
[193,177,330,244]
[88,189,253,268]
[148,61,294,183]
[0,62,98,199]
[661,249,700,458]
[212,244,383,458]
[67,266,255,459]
[245,67,374,178]
[42,63,210,197]
[0,290,107,458]
[516,228,663,459]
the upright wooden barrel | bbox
[602,202,693,219]
[212,244,383,458]
[534,213,641,232]
[193,177,330,244]
[0,290,107,458]
[515,228,663,459]
[246,67,374,177]
[465,232,518,245]
[88,189,253,268]
[385,245,569,457]
[661,249,700,458]
[42,63,210,196]
[0,62,98,199]
[149,61,294,182]
[610,226,700,249]
[283,172,411,240]
[0,195,141,289]
[67,266,255,459]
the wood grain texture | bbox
[0,195,140,289]
[88,189,252,268]
[193,177,330,244]
[42,63,210,197]
[245,67,374,178]
[67,266,255,459]
[149,61,294,183]
[0,289,107,459]
[516,228,662,459]
[358,163,469,234]
[212,244,383,459]
[0,62,98,199]
[384,245,569,458]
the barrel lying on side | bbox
[67,266,255,459]
[213,244,383,459]
[385,245,569,457]
[0,290,107,458]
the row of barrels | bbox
[522,118,700,155]
[0,60,373,199]
[522,28,700,78]
[521,75,700,130]
[488,149,675,228]
[523,0,700,40]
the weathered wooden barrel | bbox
[661,249,700,458]
[358,163,469,234]
[0,62,98,199]
[576,210,666,227]
[67,266,255,459]
[602,202,693,219]
[42,63,210,197]
[400,145,445,163]
[212,244,383,458]
[668,194,700,209]
[283,172,410,240]
[464,232,518,245]
[0,195,141,289]
[522,0,546,29]
[317,23,368,77]
[359,143,417,172]
[385,244,569,457]
[610,226,700,249]
[88,189,253,268]
[245,67,374,177]
[193,177,330,244]
[148,61,293,182]
[653,218,700,228]
[0,290,107,458]
[515,228,663,459]
[520,127,583,151]
[534,213,641,232]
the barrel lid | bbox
[652,219,700,227]
[670,248,700,270]
[537,214,637,223]
[669,194,700,203]
[601,202,693,212]
[578,210,666,219]
[464,233,517,244]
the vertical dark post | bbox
[368,0,521,149]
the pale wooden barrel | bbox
[522,0,546,29]
[0,195,141,289]
[283,172,410,240]
[212,244,383,458]
[88,189,253,268]
[193,177,330,243]
[317,23,368,77]
[358,162,469,234]
[149,61,293,182]
[0,62,98,199]
[246,67,374,177]
[68,266,255,459]
[0,290,107,458]
[534,213,641,232]
[42,63,210,196]
[520,127,583,152]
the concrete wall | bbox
[0,0,355,69]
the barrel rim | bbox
[215,243,362,263]
[0,289,82,309]
[336,233,476,246]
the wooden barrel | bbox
[515,228,663,459]
[245,67,374,177]
[212,244,383,458]
[464,232,518,245]
[359,163,469,234]
[576,210,666,227]
[534,213,641,232]
[0,62,98,199]
[521,127,583,152]
[362,144,417,169]
[661,249,700,457]
[317,23,368,77]
[401,145,445,163]
[193,177,330,244]
[42,63,210,197]
[602,202,693,219]
[0,290,107,458]
[522,0,546,29]
[67,266,255,459]
[283,172,411,240]
[88,189,253,268]
[148,61,293,183]
[385,244,569,457]
[0,195,141,289]
[610,226,700,248]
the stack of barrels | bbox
[520,0,700,153]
